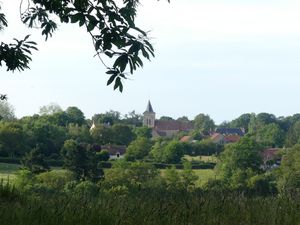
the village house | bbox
[261,148,281,170]
[89,122,126,159]
[210,128,245,144]
[101,144,126,159]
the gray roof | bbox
[215,128,244,136]
[144,100,155,113]
[155,120,193,131]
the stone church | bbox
[143,101,193,138]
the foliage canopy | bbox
[0,0,169,92]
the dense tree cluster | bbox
[0,104,141,160]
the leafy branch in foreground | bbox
[19,0,169,92]
[0,5,38,98]
[0,35,38,72]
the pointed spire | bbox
[145,100,154,113]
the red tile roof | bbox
[262,148,280,162]
[211,133,223,140]
[155,120,193,131]
[180,136,192,142]
[224,135,241,143]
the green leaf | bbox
[135,56,143,67]
[79,17,85,27]
[104,51,114,58]
[128,42,140,55]
[114,77,121,90]
[132,26,147,36]
[141,47,150,59]
[95,39,102,50]
[106,70,116,75]
[144,40,154,52]
[70,13,82,23]
[113,54,128,72]
[87,21,97,32]
[107,74,117,85]
[119,81,123,92]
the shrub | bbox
[247,174,277,196]
[96,150,110,162]
[74,181,99,196]
[36,170,74,190]
[14,169,36,189]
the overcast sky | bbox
[1,0,300,124]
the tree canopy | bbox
[277,144,300,192]
[216,137,263,188]
[194,113,215,134]
[0,100,15,121]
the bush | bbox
[74,181,99,196]
[203,179,228,191]
[14,169,36,189]
[36,170,74,190]
[96,150,110,162]
[98,161,112,168]
[247,174,277,196]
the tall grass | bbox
[1,186,300,225]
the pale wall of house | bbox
[212,135,225,144]
[151,129,180,138]
[110,154,125,160]
[164,130,179,137]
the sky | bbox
[1,0,300,124]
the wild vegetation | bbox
[1,171,300,225]
[1,101,300,223]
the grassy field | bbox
[194,169,216,186]
[160,168,215,186]
[183,155,218,163]
[1,162,216,186]
[0,163,20,182]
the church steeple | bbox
[144,100,154,113]
[143,100,155,128]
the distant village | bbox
[90,100,281,168]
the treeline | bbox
[185,112,300,148]
[0,104,142,158]
[0,102,224,165]
[220,112,300,148]
[2,101,300,168]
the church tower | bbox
[143,100,156,128]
